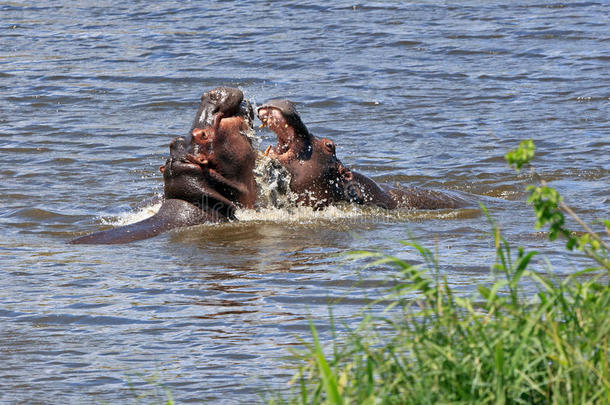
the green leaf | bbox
[309,321,343,405]
[506,139,535,171]
[511,251,537,287]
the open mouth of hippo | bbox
[256,99,312,157]
[257,107,292,156]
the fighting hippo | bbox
[257,99,350,208]
[257,99,465,210]
[70,87,256,244]
[165,86,257,211]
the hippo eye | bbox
[325,142,335,152]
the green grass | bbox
[270,141,610,405]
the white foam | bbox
[235,203,367,224]
[100,201,162,226]
[97,197,472,230]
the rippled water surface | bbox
[1,1,608,403]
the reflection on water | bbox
[1,0,608,403]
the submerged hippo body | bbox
[68,199,220,245]
[342,171,466,210]
[257,99,466,210]
[70,87,256,245]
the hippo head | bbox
[188,86,249,142]
[257,99,353,208]
[161,87,257,218]
[257,99,311,157]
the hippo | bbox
[70,87,256,244]
[165,86,257,211]
[257,100,350,208]
[257,99,466,210]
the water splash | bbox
[241,116,261,149]
[235,204,368,223]
[100,201,162,226]
[253,153,296,209]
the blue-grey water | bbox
[1,1,608,403]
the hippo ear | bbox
[324,140,336,155]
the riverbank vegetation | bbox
[270,141,609,404]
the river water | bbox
[1,1,608,403]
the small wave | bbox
[236,204,366,223]
[98,200,370,228]
[237,204,479,224]
[100,202,161,226]
[98,195,477,229]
